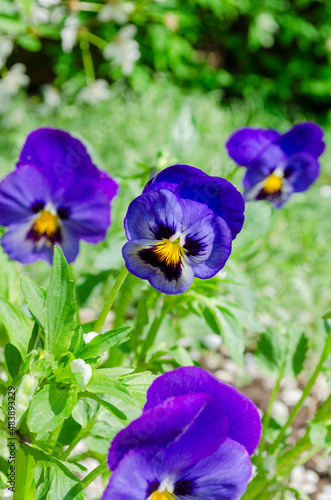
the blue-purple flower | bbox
[122,165,245,294]
[102,366,261,500]
[0,128,118,264]
[226,123,325,208]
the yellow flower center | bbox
[151,491,173,500]
[153,238,183,267]
[32,210,60,239]
[263,173,282,194]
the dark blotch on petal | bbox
[57,207,71,220]
[27,225,62,245]
[255,188,281,204]
[151,220,176,240]
[31,201,45,213]
[138,247,182,282]
[146,480,160,497]
[184,235,207,257]
[174,478,196,496]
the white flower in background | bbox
[98,1,134,24]
[50,6,67,24]
[0,37,13,69]
[61,15,80,53]
[38,0,61,6]
[71,359,92,391]
[42,84,61,107]
[83,331,100,344]
[103,24,140,75]
[31,5,50,24]
[78,79,111,105]
[0,64,29,96]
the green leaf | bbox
[72,399,99,428]
[20,274,46,330]
[255,330,281,375]
[322,309,331,320]
[45,247,76,360]
[24,446,86,500]
[292,332,308,376]
[309,422,330,448]
[87,370,139,408]
[27,384,77,434]
[123,371,156,407]
[78,326,131,360]
[201,306,220,334]
[10,373,39,426]
[5,342,22,380]
[17,34,42,51]
[215,308,245,367]
[0,297,32,355]
[169,346,194,367]
[81,393,127,422]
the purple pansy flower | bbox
[0,128,118,264]
[122,165,245,294]
[226,123,325,208]
[102,366,261,500]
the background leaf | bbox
[45,247,76,360]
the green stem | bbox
[80,30,108,50]
[13,445,35,500]
[138,297,167,362]
[48,421,64,451]
[80,39,95,84]
[258,364,284,456]
[76,1,103,12]
[269,328,331,454]
[293,446,322,467]
[94,267,129,333]
[316,393,331,420]
[69,264,81,326]
[60,419,96,461]
[81,460,109,489]
[27,322,41,353]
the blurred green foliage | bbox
[1,82,330,359]
[1,0,331,112]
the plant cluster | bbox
[0,119,330,499]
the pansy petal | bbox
[226,128,280,167]
[108,393,219,470]
[98,170,119,201]
[243,143,287,189]
[188,215,232,279]
[143,164,206,193]
[124,189,183,241]
[174,438,252,500]
[59,225,80,263]
[244,182,292,209]
[103,447,165,500]
[275,122,325,159]
[177,177,245,240]
[1,219,54,265]
[145,366,261,455]
[18,128,119,200]
[284,152,320,193]
[164,397,228,473]
[0,165,51,226]
[18,128,96,183]
[58,184,111,243]
[123,239,194,294]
